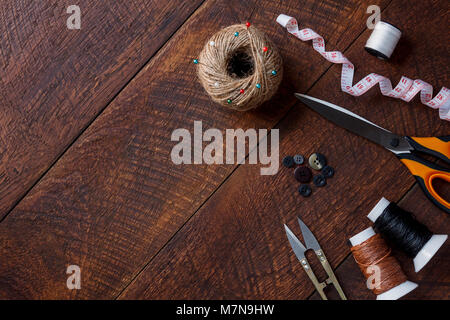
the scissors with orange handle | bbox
[295,94,450,214]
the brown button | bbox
[294,166,312,183]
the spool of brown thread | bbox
[349,227,418,300]
[197,24,283,111]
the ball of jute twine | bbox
[197,24,283,111]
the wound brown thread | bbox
[351,234,407,295]
[197,24,283,111]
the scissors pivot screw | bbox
[390,138,399,147]
[295,93,450,214]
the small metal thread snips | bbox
[284,217,347,300]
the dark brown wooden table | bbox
[0,0,448,300]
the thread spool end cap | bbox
[413,234,448,272]
[376,281,418,300]
[367,197,390,222]
[349,227,376,246]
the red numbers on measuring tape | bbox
[278,15,450,120]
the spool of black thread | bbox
[374,202,432,257]
[367,197,447,272]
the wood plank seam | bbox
[113,151,243,299]
[1,0,210,220]
[115,0,398,299]
[0,0,207,225]
[3,0,444,299]
[119,0,448,299]
[306,181,418,300]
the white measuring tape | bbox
[276,14,450,121]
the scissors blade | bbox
[297,218,321,251]
[295,94,413,154]
[284,224,307,261]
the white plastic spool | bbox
[365,21,401,59]
[349,227,418,300]
[368,197,448,273]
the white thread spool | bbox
[368,197,448,273]
[349,227,418,300]
[365,21,402,59]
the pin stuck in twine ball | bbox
[197,24,283,111]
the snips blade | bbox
[297,218,321,251]
[294,94,413,154]
[284,224,307,261]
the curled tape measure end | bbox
[276,14,293,28]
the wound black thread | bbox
[373,203,432,257]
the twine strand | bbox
[351,234,407,295]
[197,24,282,111]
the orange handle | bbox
[399,154,450,214]
[407,136,450,164]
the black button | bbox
[308,153,327,170]
[321,165,334,178]
[294,166,312,183]
[298,184,312,197]
[313,174,327,187]
[282,156,294,168]
[283,156,294,168]
[293,154,304,165]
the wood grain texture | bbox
[0,0,204,219]
[309,184,450,300]
[119,0,449,299]
[0,0,391,299]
